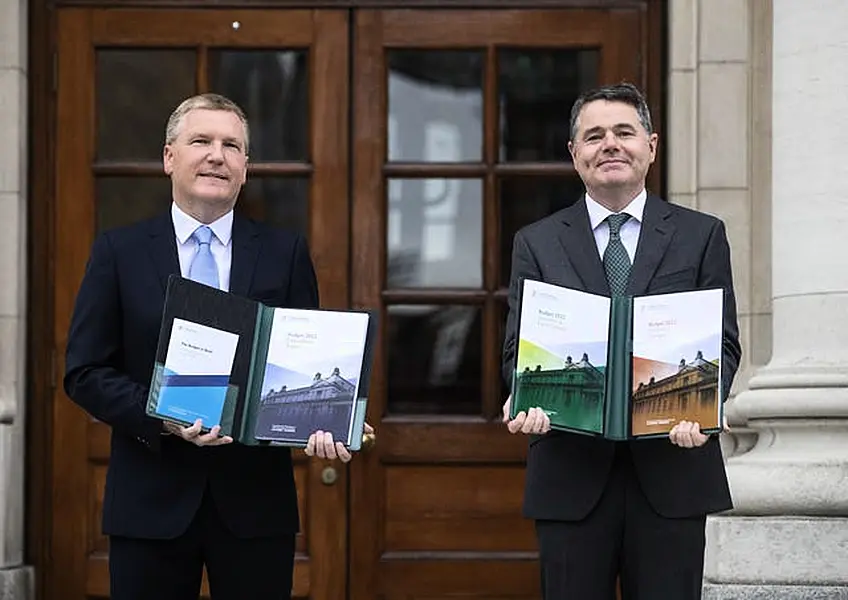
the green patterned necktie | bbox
[603,213,632,296]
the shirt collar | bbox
[585,189,647,231]
[171,201,234,246]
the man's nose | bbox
[600,131,621,151]
[207,142,225,162]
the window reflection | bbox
[387,305,482,415]
[387,178,483,289]
[96,50,196,162]
[387,51,484,163]
[498,49,599,162]
[209,50,309,162]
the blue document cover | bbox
[153,317,241,427]
[155,372,231,427]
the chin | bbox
[192,187,233,201]
[596,177,632,188]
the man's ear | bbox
[567,141,576,162]
[648,133,659,161]
[163,145,174,175]
[238,157,248,185]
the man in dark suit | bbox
[501,83,741,600]
[64,93,360,600]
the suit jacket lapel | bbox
[557,198,611,296]
[626,194,676,296]
[228,212,260,297]
[147,212,181,293]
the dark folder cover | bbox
[145,276,378,449]
[509,278,725,440]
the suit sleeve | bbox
[286,233,320,310]
[502,230,543,389]
[63,233,163,445]
[698,220,742,401]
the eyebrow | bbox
[188,133,244,148]
[582,123,638,139]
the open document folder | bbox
[510,278,725,440]
[146,276,378,449]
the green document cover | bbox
[510,279,725,440]
[146,276,378,449]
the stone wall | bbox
[0,0,34,597]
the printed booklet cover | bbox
[146,276,378,449]
[510,278,724,440]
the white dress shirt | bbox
[171,202,234,292]
[584,189,646,263]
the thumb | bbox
[502,395,513,423]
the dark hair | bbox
[569,82,653,141]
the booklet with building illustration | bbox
[509,278,724,440]
[145,276,378,449]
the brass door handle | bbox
[321,466,337,485]
[361,431,376,450]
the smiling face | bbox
[568,99,657,210]
[163,107,248,221]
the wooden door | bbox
[349,9,642,600]
[51,8,349,600]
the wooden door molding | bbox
[53,0,652,7]
[42,8,350,600]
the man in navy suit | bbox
[64,93,359,600]
[501,83,741,599]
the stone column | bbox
[0,0,34,598]
[703,1,848,597]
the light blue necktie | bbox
[188,225,220,289]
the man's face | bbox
[568,100,657,196]
[163,108,248,213]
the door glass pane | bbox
[387,178,482,289]
[237,177,309,236]
[387,304,481,415]
[209,50,309,162]
[498,49,600,162]
[388,51,484,163]
[96,176,172,233]
[499,176,586,287]
[96,49,197,162]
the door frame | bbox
[26,1,665,599]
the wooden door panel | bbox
[351,8,644,600]
[383,465,533,550]
[88,9,316,45]
[52,8,349,600]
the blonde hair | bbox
[164,93,250,153]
